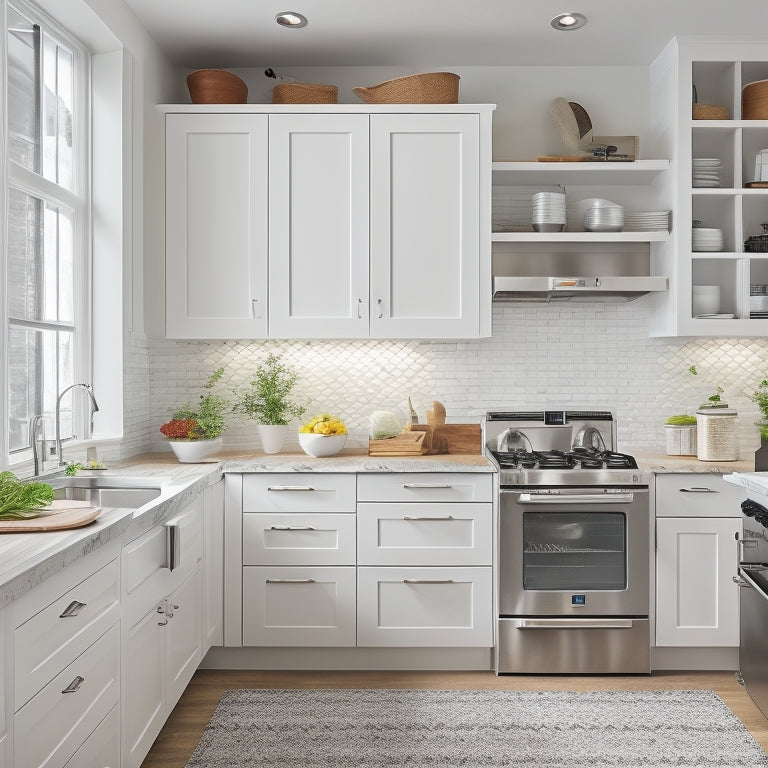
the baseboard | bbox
[651,645,739,671]
[201,646,494,671]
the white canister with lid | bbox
[755,149,768,182]
[696,408,738,461]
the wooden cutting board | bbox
[0,499,101,533]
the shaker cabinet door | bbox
[166,113,268,339]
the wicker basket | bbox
[696,408,738,461]
[272,83,338,104]
[692,103,730,120]
[186,69,248,104]
[743,79,768,119]
[353,72,459,104]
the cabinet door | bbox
[165,568,203,711]
[203,479,225,651]
[166,113,268,338]
[656,516,742,647]
[268,114,370,338]
[123,607,165,768]
[370,113,481,338]
[63,705,119,768]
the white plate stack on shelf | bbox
[623,210,671,232]
[532,191,566,232]
[573,197,624,232]
[692,158,722,188]
[691,226,724,251]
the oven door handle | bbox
[515,493,634,504]
[518,618,635,629]
[736,567,768,600]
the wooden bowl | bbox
[744,79,768,119]
[186,69,247,104]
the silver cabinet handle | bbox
[59,600,87,618]
[519,619,634,629]
[403,579,454,584]
[158,618,168,626]
[251,298,263,319]
[357,297,364,319]
[267,485,316,492]
[269,525,317,531]
[165,516,182,572]
[402,483,452,489]
[377,298,383,318]
[403,515,454,521]
[61,675,85,694]
[266,578,317,584]
[518,493,634,504]
[679,487,718,493]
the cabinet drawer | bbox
[243,474,356,513]
[655,473,747,517]
[357,503,492,565]
[243,513,356,565]
[357,566,493,647]
[14,623,120,768]
[242,566,356,646]
[122,523,172,628]
[15,558,120,710]
[357,473,492,503]
[63,705,119,768]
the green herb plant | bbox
[233,353,306,426]
[665,414,697,426]
[0,471,54,520]
[160,367,229,440]
[750,377,768,441]
[688,365,727,409]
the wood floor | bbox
[140,669,768,767]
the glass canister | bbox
[696,408,738,461]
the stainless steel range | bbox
[484,410,651,675]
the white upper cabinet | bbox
[165,113,268,339]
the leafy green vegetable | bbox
[0,471,55,520]
[64,462,83,476]
[666,414,697,426]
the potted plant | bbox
[299,413,348,457]
[664,414,697,456]
[233,353,306,454]
[160,367,228,462]
[750,377,768,470]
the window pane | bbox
[7,326,72,452]
[43,31,74,189]
[7,188,74,323]
[7,5,40,172]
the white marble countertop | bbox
[633,452,755,474]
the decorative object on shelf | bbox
[742,79,768,120]
[160,367,229,462]
[753,149,768,182]
[692,157,722,188]
[750,283,768,319]
[549,98,637,161]
[353,72,459,104]
[186,69,248,104]
[272,82,338,104]
[298,413,348,457]
[233,353,306,454]
[750,377,768,471]
[692,284,721,316]
[664,415,698,456]
[745,224,768,253]
[692,103,730,120]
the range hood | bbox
[493,276,669,303]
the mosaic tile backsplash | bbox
[146,301,768,457]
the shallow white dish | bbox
[298,432,348,457]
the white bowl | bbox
[167,437,222,463]
[298,432,347,457]
[692,285,721,316]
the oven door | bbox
[499,487,650,616]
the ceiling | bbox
[120,0,768,69]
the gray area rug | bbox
[185,688,768,767]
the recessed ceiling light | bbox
[275,11,308,28]
[551,12,587,31]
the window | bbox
[5,0,90,461]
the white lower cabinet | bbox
[243,566,356,646]
[656,516,742,647]
[122,495,204,768]
[357,566,493,647]
[203,479,225,651]
[64,705,120,767]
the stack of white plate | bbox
[691,227,724,251]
[583,204,624,232]
[532,191,566,232]
[623,211,671,231]
[693,158,722,188]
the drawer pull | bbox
[267,485,316,492]
[61,675,85,694]
[403,515,455,521]
[59,600,87,618]
[269,525,317,531]
[403,579,455,585]
[679,487,718,493]
[265,578,317,584]
[403,483,452,489]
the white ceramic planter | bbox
[665,425,697,456]
[257,424,288,454]
[168,437,222,463]
[299,433,347,457]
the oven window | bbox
[523,512,626,590]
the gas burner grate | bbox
[491,448,638,471]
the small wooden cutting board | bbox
[0,499,101,533]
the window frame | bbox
[3,0,92,467]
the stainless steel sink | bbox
[49,475,165,508]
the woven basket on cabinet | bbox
[272,83,338,104]
[353,72,459,104]
[186,69,248,104]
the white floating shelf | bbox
[491,230,669,243]
[491,159,670,186]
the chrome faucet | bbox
[29,414,45,476]
[55,383,99,466]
